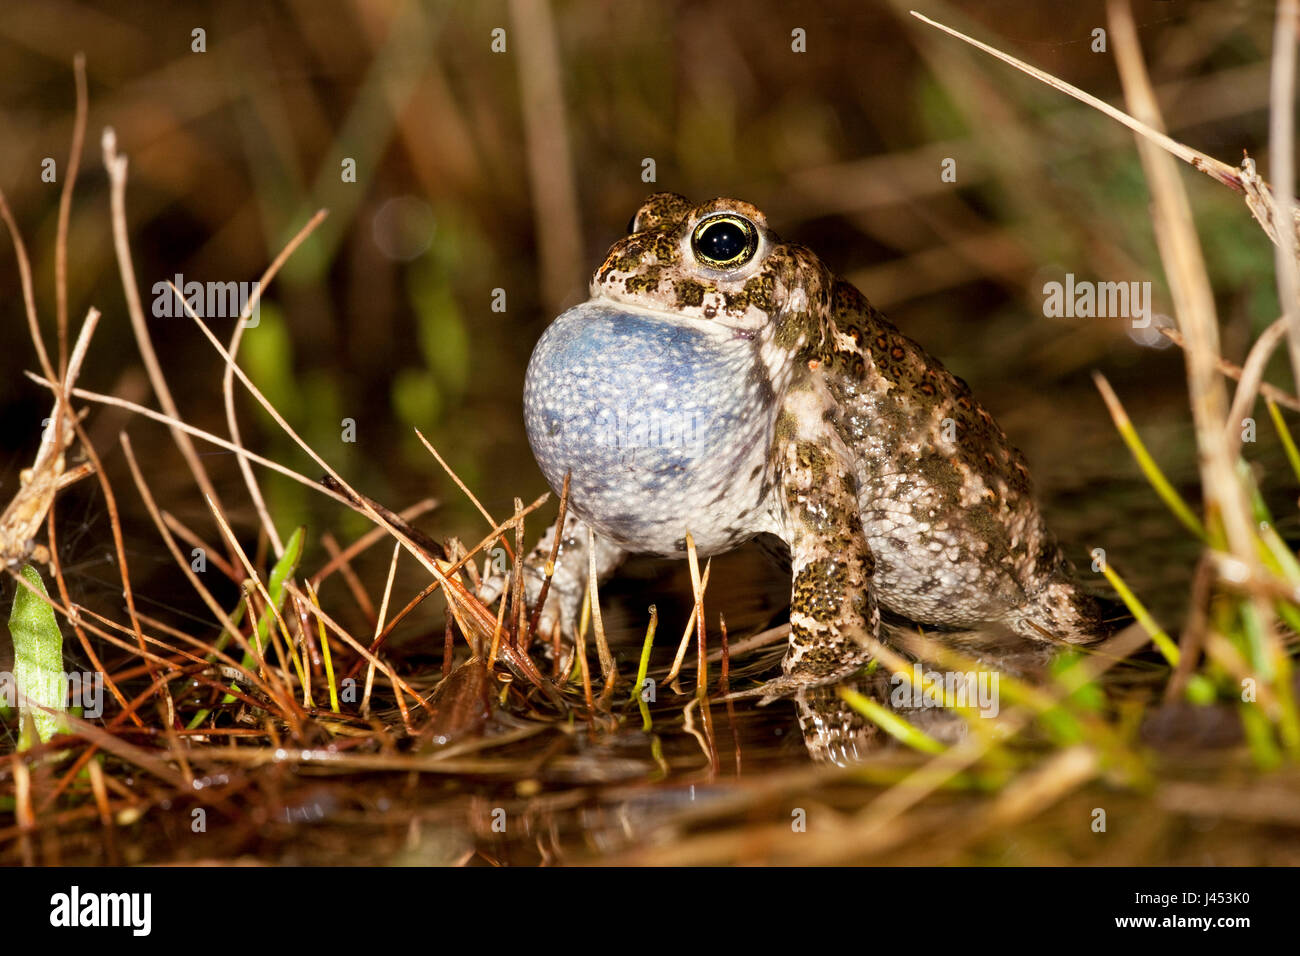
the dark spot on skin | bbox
[634,192,693,231]
[788,638,858,677]
[674,279,706,307]
[625,271,661,294]
[774,311,810,349]
[723,290,750,313]
[744,362,778,412]
[652,236,677,261]
[772,409,799,446]
[603,511,640,530]
[1033,539,1061,577]
[743,273,775,312]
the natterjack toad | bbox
[496,193,1103,753]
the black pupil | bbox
[699,220,748,263]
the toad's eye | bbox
[626,213,639,235]
[691,214,757,269]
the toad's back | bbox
[821,279,1100,642]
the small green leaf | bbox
[9,565,65,747]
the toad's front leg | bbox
[478,510,627,641]
[758,380,883,762]
[762,379,880,701]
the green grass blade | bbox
[629,608,655,707]
[1098,559,1181,667]
[1266,398,1300,485]
[1094,372,1205,540]
[839,686,946,754]
[1239,700,1282,770]
[306,580,339,714]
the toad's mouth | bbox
[582,294,717,327]
[584,287,773,336]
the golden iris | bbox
[691,215,757,269]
